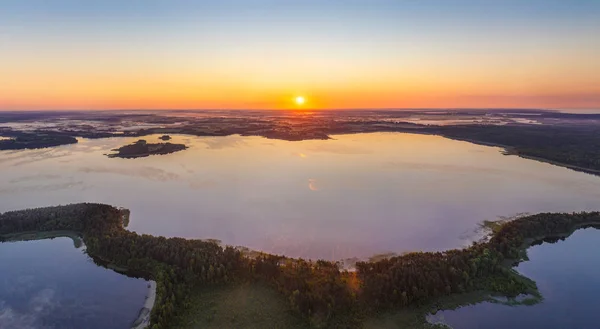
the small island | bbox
[107,139,187,159]
[159,135,172,141]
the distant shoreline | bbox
[438,135,600,176]
[3,121,600,177]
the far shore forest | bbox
[2,114,600,176]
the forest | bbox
[0,133,77,150]
[1,204,599,328]
[107,139,188,158]
[432,125,600,174]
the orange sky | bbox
[1,1,599,110]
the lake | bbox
[0,237,148,329]
[1,132,600,261]
[430,228,600,329]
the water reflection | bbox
[201,135,248,149]
[0,238,148,329]
[0,181,86,195]
[433,228,600,329]
[305,142,372,155]
[308,179,319,191]
[1,133,600,261]
[9,174,62,183]
[78,166,181,182]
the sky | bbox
[1,0,599,110]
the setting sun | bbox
[295,96,306,106]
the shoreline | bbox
[3,128,599,176]
[1,230,83,248]
[434,135,600,176]
[4,205,600,328]
[131,280,157,329]
[420,220,600,329]
[0,230,158,329]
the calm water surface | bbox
[1,133,599,260]
[0,238,148,329]
[431,228,600,329]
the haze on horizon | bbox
[1,0,599,111]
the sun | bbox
[295,96,305,106]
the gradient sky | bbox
[1,0,599,110]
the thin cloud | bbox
[0,289,57,329]
[308,178,319,191]
[78,166,180,181]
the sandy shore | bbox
[131,280,157,329]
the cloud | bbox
[0,182,86,195]
[29,289,56,314]
[78,166,180,181]
[189,179,218,189]
[0,289,56,329]
[0,305,37,329]
[179,164,195,174]
[201,136,246,150]
[9,174,62,183]
[308,178,319,191]
[305,143,371,155]
[0,149,70,167]
[386,161,509,175]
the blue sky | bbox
[1,0,599,109]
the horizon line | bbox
[1,107,592,113]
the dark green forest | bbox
[1,204,599,328]
[108,139,187,158]
[433,125,600,174]
[0,133,77,150]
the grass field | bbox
[173,282,461,329]
[174,283,310,329]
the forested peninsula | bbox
[1,204,599,328]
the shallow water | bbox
[1,132,600,260]
[0,238,148,329]
[430,228,600,329]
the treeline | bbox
[1,204,599,328]
[0,204,242,328]
[488,211,600,259]
[434,125,600,173]
[0,133,78,150]
[249,255,359,327]
[356,244,504,309]
[356,211,600,313]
